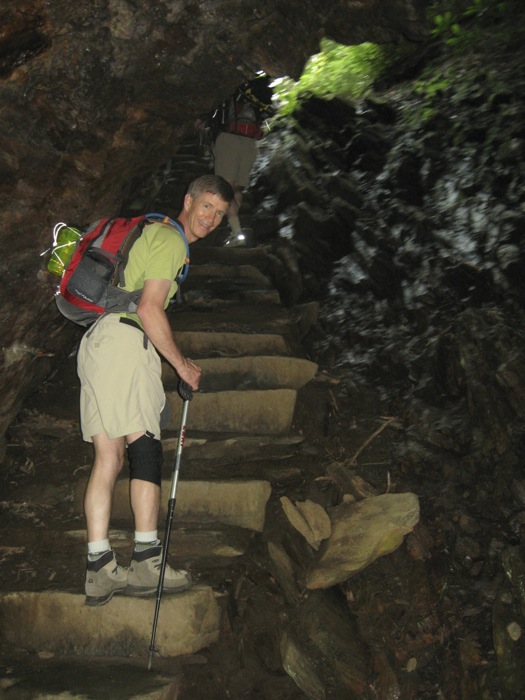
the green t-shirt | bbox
[121,221,187,320]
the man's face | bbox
[182,191,229,243]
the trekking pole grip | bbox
[177,379,193,401]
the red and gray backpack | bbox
[210,76,274,142]
[56,213,189,327]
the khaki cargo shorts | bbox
[77,314,165,442]
[213,132,257,187]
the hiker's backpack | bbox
[55,213,189,327]
[210,75,274,141]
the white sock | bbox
[134,530,159,552]
[87,539,110,560]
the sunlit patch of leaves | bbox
[273,39,385,117]
[272,0,523,131]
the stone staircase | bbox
[0,148,319,697]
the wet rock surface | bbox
[247,15,525,698]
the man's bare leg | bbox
[126,432,192,596]
[226,183,243,234]
[84,433,126,544]
[84,432,128,605]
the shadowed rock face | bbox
[0,0,429,459]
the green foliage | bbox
[408,0,523,123]
[431,11,462,43]
[273,39,385,116]
[271,0,523,121]
[410,69,452,125]
[430,0,519,48]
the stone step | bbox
[0,586,222,658]
[189,243,271,270]
[64,525,255,564]
[165,388,297,434]
[73,479,272,532]
[161,524,254,562]
[174,434,304,462]
[0,525,254,594]
[69,524,255,576]
[182,287,281,308]
[185,263,272,287]
[162,356,318,391]
[169,304,300,339]
[161,435,306,483]
[0,652,182,699]
[172,330,294,358]
[0,524,254,601]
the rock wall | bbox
[245,14,525,693]
[0,0,429,460]
[251,34,525,471]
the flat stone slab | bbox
[156,524,254,559]
[74,479,272,532]
[185,264,272,287]
[0,654,181,699]
[183,287,281,307]
[0,586,221,657]
[172,331,293,358]
[162,480,271,531]
[164,480,272,531]
[163,356,318,391]
[165,389,297,434]
[64,525,254,561]
[168,305,297,336]
[189,245,271,270]
[165,434,304,463]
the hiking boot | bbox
[85,550,127,606]
[224,228,254,248]
[224,232,246,247]
[126,544,192,597]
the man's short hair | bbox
[188,174,234,203]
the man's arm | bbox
[136,277,202,390]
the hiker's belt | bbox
[119,316,149,349]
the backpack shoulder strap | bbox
[111,217,148,287]
[172,219,190,283]
[145,213,190,283]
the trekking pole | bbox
[148,379,193,671]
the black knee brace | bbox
[127,433,163,486]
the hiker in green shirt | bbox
[80,175,233,606]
